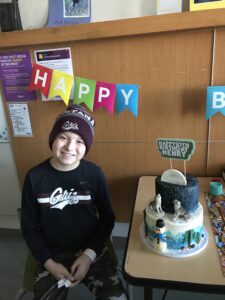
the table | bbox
[122,176,225,300]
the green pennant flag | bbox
[73,77,96,111]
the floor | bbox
[0,229,225,300]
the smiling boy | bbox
[21,105,127,300]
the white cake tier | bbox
[145,203,203,235]
[140,223,208,258]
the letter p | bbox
[78,83,90,99]
[98,87,110,102]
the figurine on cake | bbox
[152,219,167,252]
[148,194,165,217]
[173,199,190,221]
[141,138,208,257]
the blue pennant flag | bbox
[206,86,225,119]
[116,84,139,116]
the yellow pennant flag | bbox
[48,70,73,105]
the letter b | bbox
[213,92,225,109]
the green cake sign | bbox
[157,138,195,161]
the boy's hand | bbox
[44,259,74,282]
[70,253,92,287]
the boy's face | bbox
[51,131,86,171]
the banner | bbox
[206,86,225,119]
[74,77,96,111]
[93,81,116,114]
[29,64,139,116]
[48,70,73,105]
[29,63,52,97]
[116,84,138,116]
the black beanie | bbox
[49,105,95,154]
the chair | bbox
[14,249,36,300]
[14,238,132,300]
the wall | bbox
[1,0,156,229]
[0,95,21,228]
[1,3,224,228]
[18,0,156,30]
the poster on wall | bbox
[0,50,36,101]
[47,0,91,27]
[8,103,33,137]
[34,47,74,101]
[190,0,225,11]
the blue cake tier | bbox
[155,175,199,214]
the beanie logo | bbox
[62,121,79,131]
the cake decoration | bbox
[157,138,195,161]
[152,219,167,252]
[157,138,195,178]
[173,199,190,221]
[161,169,187,186]
[148,194,165,217]
[141,138,208,257]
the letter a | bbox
[54,78,66,94]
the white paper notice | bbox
[8,103,33,137]
[0,96,10,142]
[34,47,74,101]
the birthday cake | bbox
[143,171,207,257]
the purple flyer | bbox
[0,50,36,102]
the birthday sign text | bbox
[157,138,195,160]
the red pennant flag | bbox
[29,63,53,97]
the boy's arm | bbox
[21,172,51,264]
[85,168,115,255]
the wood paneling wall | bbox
[2,9,225,221]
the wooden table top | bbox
[123,176,225,293]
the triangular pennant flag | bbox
[73,77,96,111]
[206,86,225,119]
[116,84,139,116]
[48,70,73,105]
[94,81,116,114]
[29,63,53,97]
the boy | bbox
[21,104,127,300]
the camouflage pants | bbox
[33,245,127,300]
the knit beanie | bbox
[49,105,95,154]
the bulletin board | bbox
[2,9,225,221]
